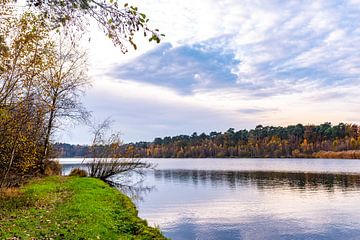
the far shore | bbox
[57,150,360,161]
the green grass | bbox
[0,176,167,239]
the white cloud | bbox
[325,29,346,43]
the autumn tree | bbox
[56,123,360,159]
[0,10,90,184]
[0,12,54,186]
[36,35,90,173]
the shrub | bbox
[87,158,153,182]
[86,119,155,183]
[0,187,21,199]
[69,168,88,177]
[44,160,62,176]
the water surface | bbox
[61,158,360,240]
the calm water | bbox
[61,158,360,240]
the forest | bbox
[55,122,360,159]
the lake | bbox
[61,158,360,240]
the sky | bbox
[59,0,360,144]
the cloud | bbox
[106,0,360,98]
[226,0,360,92]
[109,40,240,94]
[58,78,255,143]
[237,108,279,115]
[59,76,360,144]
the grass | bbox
[0,176,167,239]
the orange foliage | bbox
[313,150,360,159]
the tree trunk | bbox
[0,140,17,188]
[41,98,56,175]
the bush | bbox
[69,168,88,177]
[86,119,155,183]
[44,160,62,176]
[87,158,154,182]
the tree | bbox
[0,11,88,184]
[0,12,54,186]
[36,34,90,173]
[86,119,155,184]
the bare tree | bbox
[36,34,90,173]
[86,119,155,184]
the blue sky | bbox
[59,0,360,144]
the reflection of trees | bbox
[154,170,360,192]
[108,180,155,202]
[93,171,156,201]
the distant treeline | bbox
[55,122,360,159]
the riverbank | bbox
[313,150,360,159]
[0,176,166,239]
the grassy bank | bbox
[0,176,166,239]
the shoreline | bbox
[56,150,360,160]
[0,176,167,239]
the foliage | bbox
[314,150,360,159]
[0,176,167,239]
[0,11,89,186]
[56,122,360,159]
[0,12,53,186]
[69,168,88,177]
[3,0,163,53]
[44,160,62,175]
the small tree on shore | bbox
[86,119,155,184]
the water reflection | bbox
[62,164,155,201]
[108,176,155,201]
[153,169,360,192]
[138,169,360,240]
